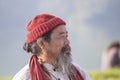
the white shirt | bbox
[12,63,90,80]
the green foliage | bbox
[0,77,12,80]
[89,68,120,80]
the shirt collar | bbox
[43,63,55,72]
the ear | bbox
[37,38,47,50]
[37,38,44,49]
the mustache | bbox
[61,45,71,53]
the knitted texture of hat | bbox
[26,14,66,44]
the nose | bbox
[65,38,70,45]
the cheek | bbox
[50,38,65,53]
[53,43,63,53]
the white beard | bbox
[54,52,73,75]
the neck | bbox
[38,54,55,66]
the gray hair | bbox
[23,39,41,55]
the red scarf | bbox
[29,55,84,80]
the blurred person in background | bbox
[12,13,90,80]
[101,41,120,71]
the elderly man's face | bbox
[45,25,70,58]
[43,25,72,74]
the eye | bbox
[66,35,68,38]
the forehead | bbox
[52,25,67,35]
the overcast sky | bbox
[0,0,120,76]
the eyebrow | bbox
[59,31,68,35]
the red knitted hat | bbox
[26,14,66,44]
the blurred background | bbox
[0,0,120,78]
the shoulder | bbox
[12,64,30,80]
[72,63,91,80]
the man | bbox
[12,13,90,80]
[101,41,120,71]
